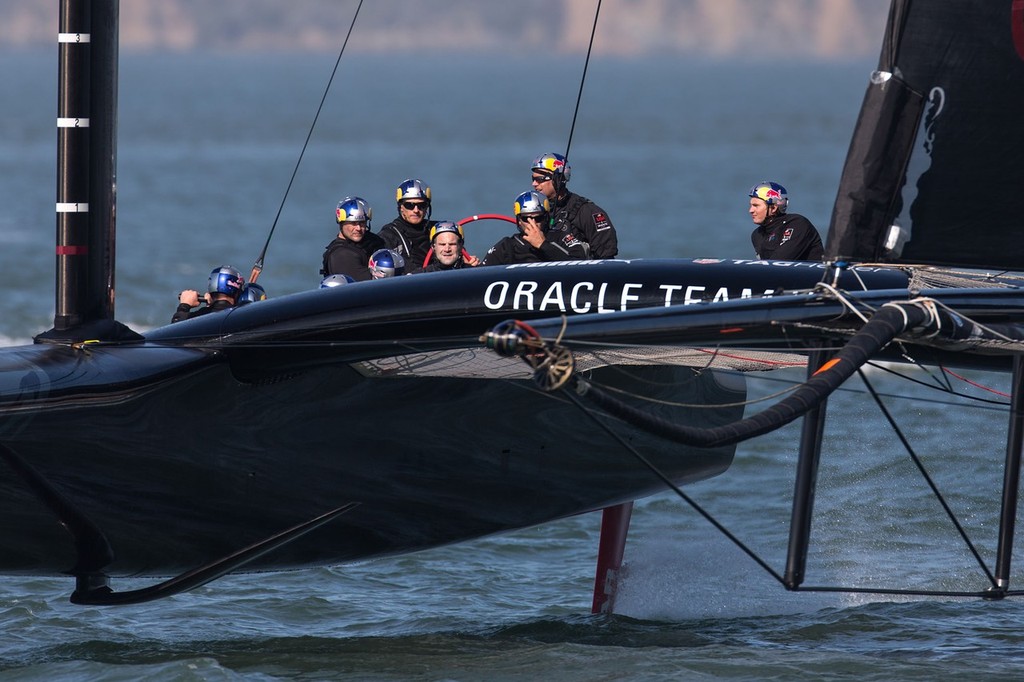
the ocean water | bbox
[3,49,1024,680]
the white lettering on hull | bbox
[484,280,778,312]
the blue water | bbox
[3,50,1024,680]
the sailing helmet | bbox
[239,282,267,303]
[748,181,789,213]
[531,153,571,184]
[368,249,406,279]
[396,179,431,204]
[320,273,356,288]
[208,266,244,299]
[336,196,373,226]
[429,220,464,243]
[514,190,551,218]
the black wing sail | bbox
[827,0,1024,269]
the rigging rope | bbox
[856,367,997,587]
[563,0,602,162]
[485,292,1024,447]
[561,373,1008,598]
[559,386,787,587]
[864,357,1003,404]
[942,366,1012,398]
[247,0,365,284]
[483,301,932,448]
[575,370,1007,598]
[538,303,1013,599]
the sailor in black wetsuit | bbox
[321,196,385,282]
[482,190,589,265]
[172,265,244,322]
[413,221,481,273]
[379,179,437,270]
[748,181,824,261]
[531,152,618,259]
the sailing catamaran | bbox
[2,0,1022,610]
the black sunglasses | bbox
[531,175,552,184]
[401,201,429,211]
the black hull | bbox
[1,359,741,576]
[0,259,907,577]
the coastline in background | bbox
[0,0,889,60]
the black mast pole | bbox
[38,0,121,343]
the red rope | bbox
[942,367,1011,398]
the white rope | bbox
[814,282,874,323]
[880,300,912,330]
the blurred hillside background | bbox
[0,0,889,59]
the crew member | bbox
[748,181,824,261]
[379,178,437,267]
[531,152,617,259]
[239,282,267,304]
[172,265,244,322]
[322,196,386,282]
[415,221,480,273]
[320,274,356,288]
[368,249,406,279]
[482,190,589,265]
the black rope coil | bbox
[567,302,929,447]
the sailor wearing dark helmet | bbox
[748,181,824,261]
[321,196,386,282]
[379,178,437,267]
[238,282,267,304]
[482,190,589,266]
[172,265,244,323]
[414,221,481,273]
[530,152,618,259]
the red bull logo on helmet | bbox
[532,153,570,180]
[750,181,787,208]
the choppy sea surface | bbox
[3,48,1024,680]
